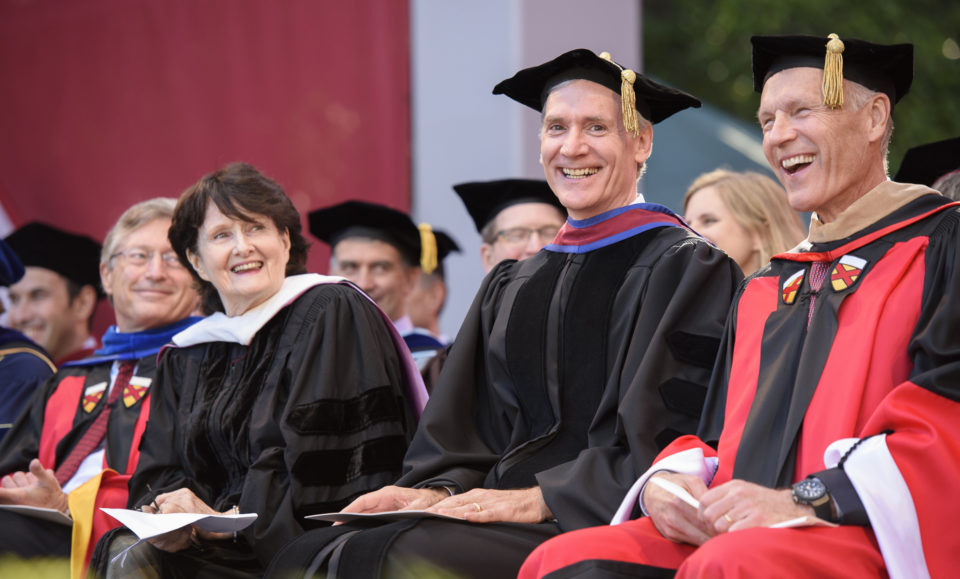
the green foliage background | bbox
[644,1,960,168]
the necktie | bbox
[55,360,136,486]
[806,261,830,328]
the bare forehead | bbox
[120,218,173,248]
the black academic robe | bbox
[266,204,741,579]
[401,206,740,530]
[124,283,418,568]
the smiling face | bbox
[539,80,653,220]
[101,218,199,332]
[684,186,762,275]
[7,267,94,358]
[330,237,418,322]
[757,67,889,222]
[187,203,291,317]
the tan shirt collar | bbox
[808,180,938,243]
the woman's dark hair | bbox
[168,162,309,313]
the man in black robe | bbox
[268,48,742,579]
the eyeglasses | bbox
[110,249,184,269]
[493,226,561,246]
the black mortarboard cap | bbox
[453,179,566,233]
[309,201,423,269]
[751,34,913,107]
[4,222,103,295]
[493,48,701,131]
[433,231,460,262]
[894,136,960,187]
[0,238,24,287]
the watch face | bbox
[793,478,827,503]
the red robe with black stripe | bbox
[521,182,960,578]
[0,355,155,569]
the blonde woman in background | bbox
[683,169,806,276]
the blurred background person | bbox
[0,238,55,443]
[98,163,424,578]
[406,229,459,346]
[5,223,104,365]
[310,200,445,368]
[894,136,960,201]
[683,169,806,277]
[0,198,201,572]
[454,179,566,273]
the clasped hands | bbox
[337,485,553,524]
[643,472,817,546]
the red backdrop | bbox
[0,0,410,333]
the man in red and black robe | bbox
[0,199,200,572]
[521,34,960,579]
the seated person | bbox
[0,237,55,443]
[310,200,446,368]
[683,169,806,276]
[521,33,960,579]
[266,48,740,579]
[0,198,201,571]
[453,178,566,272]
[96,163,426,578]
[5,222,104,365]
[406,229,460,347]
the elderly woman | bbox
[683,169,806,277]
[98,163,425,577]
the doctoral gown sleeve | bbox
[238,285,414,564]
[0,354,54,445]
[837,212,960,578]
[537,238,740,530]
[397,260,519,491]
[130,284,415,567]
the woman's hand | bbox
[142,488,234,551]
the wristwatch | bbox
[791,476,833,521]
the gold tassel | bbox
[417,223,437,274]
[599,51,640,137]
[822,33,845,109]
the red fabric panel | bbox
[0,0,410,333]
[37,375,85,470]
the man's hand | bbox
[0,458,69,514]
[339,485,450,515]
[698,479,814,534]
[142,487,228,552]
[642,472,711,545]
[426,487,553,524]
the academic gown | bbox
[520,183,960,579]
[0,317,198,571]
[0,328,55,443]
[266,204,741,579]
[104,279,420,574]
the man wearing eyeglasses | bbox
[0,198,200,569]
[5,222,104,366]
[453,179,567,272]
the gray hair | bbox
[101,198,178,267]
[844,82,895,175]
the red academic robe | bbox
[521,186,960,578]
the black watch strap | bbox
[812,468,870,526]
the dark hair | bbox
[168,162,309,313]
